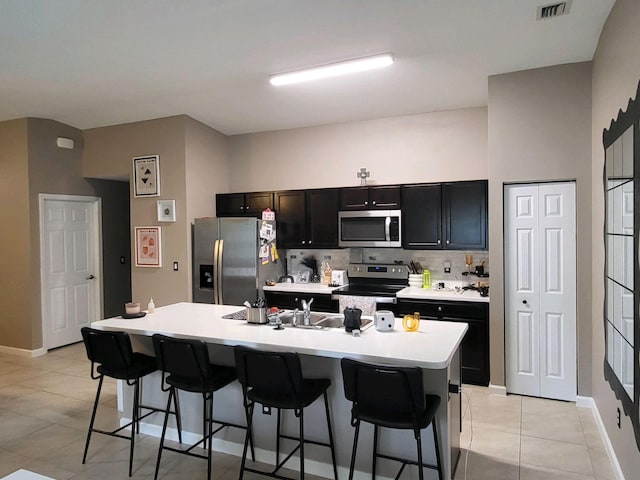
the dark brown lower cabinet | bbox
[395,299,489,386]
[264,291,338,313]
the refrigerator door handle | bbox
[217,239,224,304]
[213,239,220,304]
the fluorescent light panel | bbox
[270,53,394,86]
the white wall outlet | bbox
[444,261,451,273]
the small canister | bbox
[422,269,431,289]
[247,307,267,324]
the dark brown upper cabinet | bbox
[275,188,338,248]
[402,184,442,248]
[402,180,487,250]
[443,180,487,250]
[339,185,401,210]
[216,191,273,217]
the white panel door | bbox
[505,185,541,396]
[41,196,100,349]
[505,182,576,401]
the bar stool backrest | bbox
[152,334,212,388]
[341,358,425,416]
[234,346,304,399]
[81,327,134,377]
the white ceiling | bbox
[0,0,614,135]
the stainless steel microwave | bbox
[338,210,401,248]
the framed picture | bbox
[134,226,162,267]
[133,155,160,197]
[157,200,176,222]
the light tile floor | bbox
[0,343,618,480]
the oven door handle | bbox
[331,294,397,304]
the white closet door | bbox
[505,185,541,397]
[505,182,576,401]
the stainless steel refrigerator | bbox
[192,217,283,305]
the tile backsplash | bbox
[284,247,489,282]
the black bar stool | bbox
[80,327,182,477]
[341,358,443,480]
[233,345,338,480]
[152,334,252,480]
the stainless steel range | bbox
[331,263,408,306]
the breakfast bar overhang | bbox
[92,302,467,480]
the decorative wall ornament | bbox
[133,155,160,197]
[134,226,162,267]
[357,167,370,186]
[157,200,176,222]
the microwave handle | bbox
[385,216,391,241]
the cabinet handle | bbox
[522,300,527,305]
[438,306,442,312]
[308,240,312,244]
[437,239,441,245]
[372,200,376,205]
[365,201,369,205]
[446,240,450,244]
[301,240,306,245]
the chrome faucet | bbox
[301,298,314,326]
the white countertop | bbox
[263,283,342,294]
[93,302,467,369]
[397,286,489,303]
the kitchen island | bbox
[92,302,466,480]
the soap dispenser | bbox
[147,297,155,314]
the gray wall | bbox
[0,118,131,350]
[591,0,640,476]
[227,107,488,192]
[0,119,31,349]
[487,62,593,391]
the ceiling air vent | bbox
[536,1,572,20]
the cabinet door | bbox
[265,291,337,312]
[216,193,245,216]
[245,191,274,216]
[396,299,490,386]
[369,186,401,209]
[339,187,369,210]
[443,181,487,249]
[307,189,339,248]
[274,191,306,248]
[443,316,489,386]
[402,184,442,249]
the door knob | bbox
[522,300,527,304]
[87,275,95,280]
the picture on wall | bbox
[157,199,176,222]
[133,155,160,197]
[134,226,162,267]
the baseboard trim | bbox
[488,383,507,396]
[0,345,46,357]
[576,396,625,480]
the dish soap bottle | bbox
[147,297,155,314]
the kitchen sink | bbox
[275,312,372,331]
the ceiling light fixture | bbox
[270,53,394,86]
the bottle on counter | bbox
[320,257,332,285]
[148,297,155,314]
[422,269,431,289]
